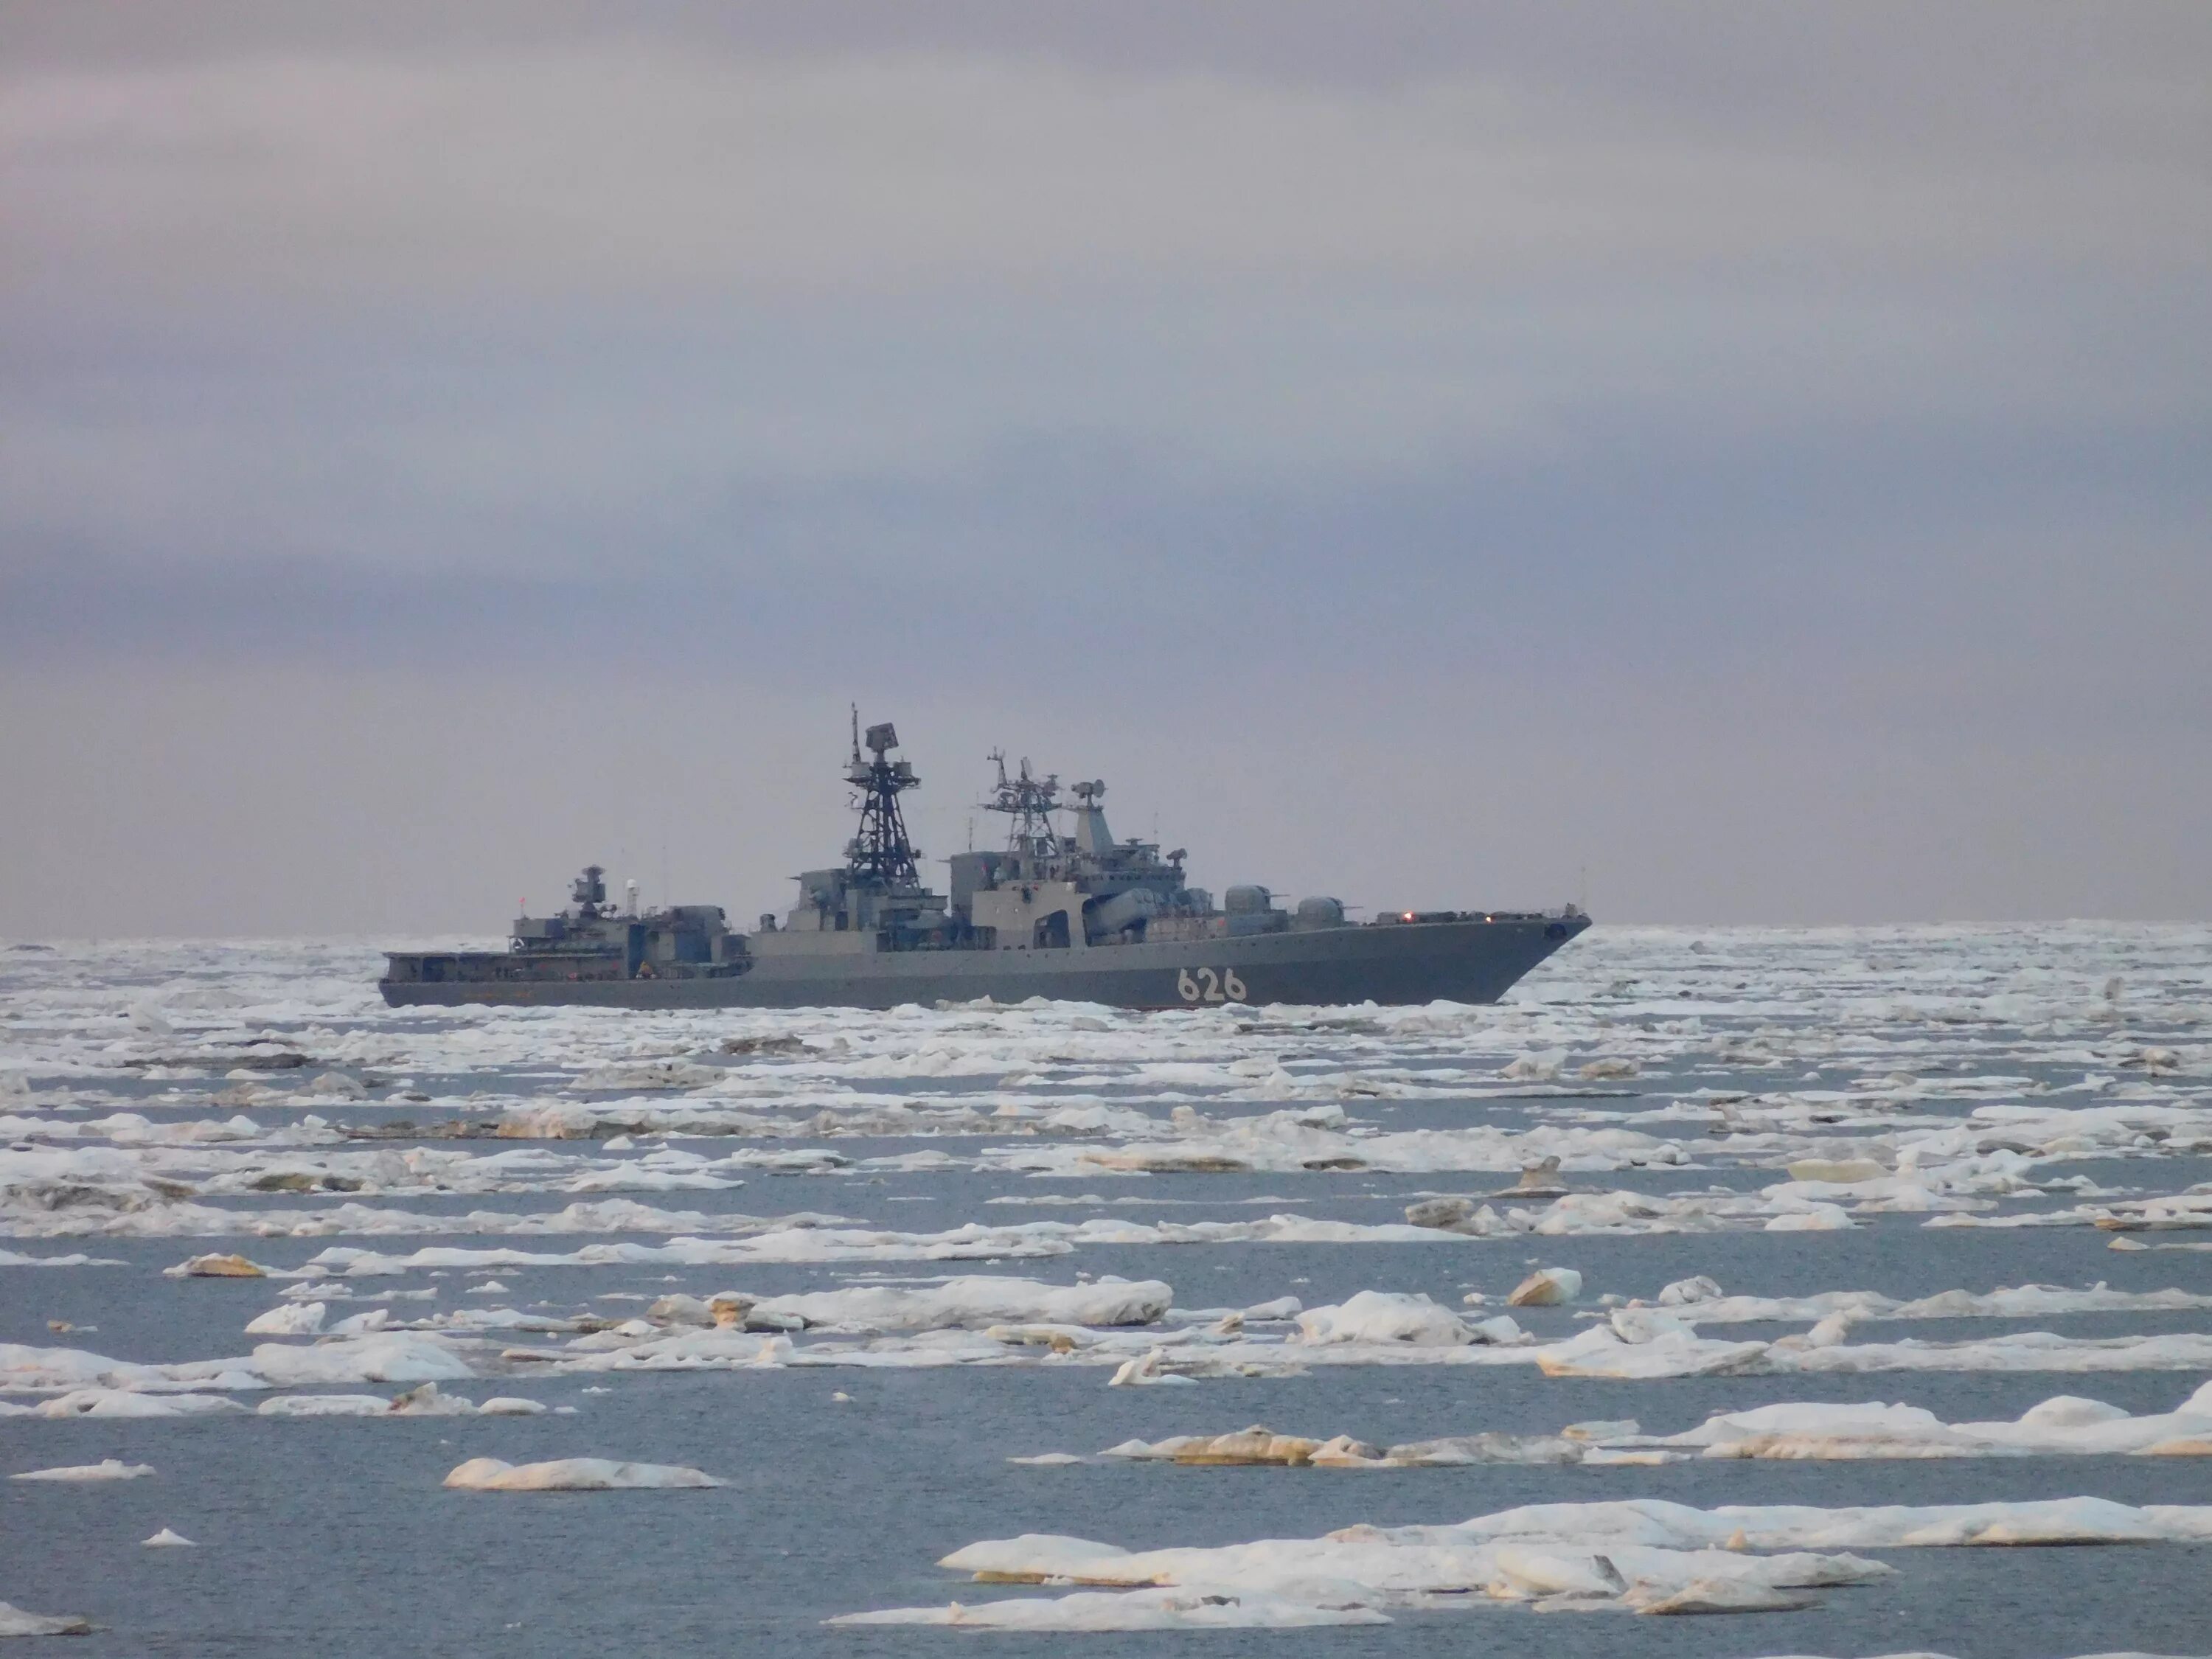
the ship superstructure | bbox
[380,713,1587,1009]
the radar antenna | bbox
[844,706,921,887]
[983,749,1062,877]
[568,865,608,917]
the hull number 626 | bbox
[1177,967,1248,1003]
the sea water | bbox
[2,925,2208,1655]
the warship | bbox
[380,715,1587,1009]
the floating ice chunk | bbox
[1568,1419,1645,1445]
[1610,1306,1694,1343]
[10,1458,154,1481]
[1624,1576,1815,1614]
[246,1301,325,1335]
[1537,1325,1768,1380]
[300,1220,1079,1273]
[1669,1382,2212,1460]
[1297,1293,1475,1347]
[326,1309,391,1336]
[1384,1432,1582,1467]
[1454,1496,2212,1550]
[250,1334,473,1386]
[1008,1453,1085,1466]
[1492,1544,1626,1596]
[0,1600,91,1636]
[0,1250,125,1267]
[939,1534,1133,1579]
[1411,1200,1478,1233]
[1638,1282,2212,1327]
[1107,1348,1196,1387]
[2019,1396,2130,1429]
[1778,1329,2212,1377]
[1765,1205,1853,1232]
[571,1060,720,1093]
[1896,1284,2212,1320]
[1804,1312,1863,1348]
[1501,1051,1565,1081]
[166,1253,269,1278]
[27,1390,246,1419]
[827,1586,1388,1629]
[1508,1267,1583,1307]
[1181,1428,1336,1467]
[1785,1158,1886,1183]
[741,1276,1172,1332]
[258,1394,408,1417]
[442,1456,722,1491]
[254,1382,543,1418]
[142,1527,195,1546]
[942,1494,2212,1611]
[933,1522,1890,1617]
[1492,1158,1571,1198]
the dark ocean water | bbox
[9,1207,2212,1658]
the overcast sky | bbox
[2,1,2207,936]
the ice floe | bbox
[911,1517,1896,1621]
[442,1456,721,1491]
[827,1585,1391,1629]
[911,1494,2212,1626]
[1507,1266,1583,1305]
[1629,1278,2212,1325]
[1,1332,472,1397]
[4,1390,248,1419]
[10,1458,154,1481]
[1652,1383,2212,1460]
[0,1600,91,1636]
[726,1276,1172,1332]
[259,1382,543,1417]
[245,1301,327,1335]
[1081,1383,2212,1470]
[7,924,2211,1644]
[1293,1292,1520,1348]
[1533,1321,2212,1380]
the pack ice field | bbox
[2,924,2209,1655]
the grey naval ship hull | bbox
[381,914,1587,1012]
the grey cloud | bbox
[6,21,2207,310]
[1,4,2206,933]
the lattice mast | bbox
[983,750,1063,878]
[844,707,922,887]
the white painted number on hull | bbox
[1177,967,1248,1003]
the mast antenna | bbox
[981,748,1062,877]
[844,712,921,887]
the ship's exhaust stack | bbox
[1070,781,1113,855]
